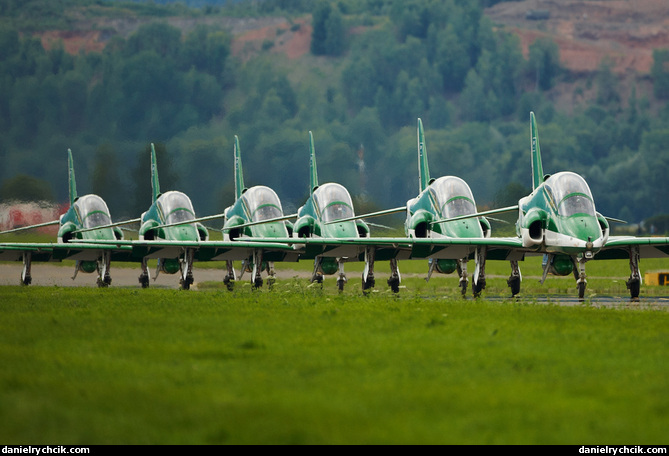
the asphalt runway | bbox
[1,263,668,309]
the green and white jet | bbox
[219,135,298,289]
[133,144,209,289]
[282,131,408,292]
[0,149,136,286]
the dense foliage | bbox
[1,0,669,230]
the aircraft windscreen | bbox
[548,172,596,217]
[441,197,477,219]
[429,177,476,218]
[243,187,284,222]
[160,192,196,225]
[76,195,112,229]
[314,183,354,222]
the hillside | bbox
[484,0,669,75]
[38,0,669,73]
[37,0,669,116]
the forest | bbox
[1,0,669,233]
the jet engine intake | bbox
[521,208,547,247]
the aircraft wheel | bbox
[267,277,276,290]
[387,277,400,293]
[97,277,110,288]
[577,282,586,301]
[104,274,112,286]
[507,276,521,296]
[21,276,32,286]
[460,280,467,297]
[337,278,346,292]
[362,276,375,292]
[254,277,263,289]
[627,277,640,300]
[223,275,234,291]
[472,279,485,298]
[139,274,150,289]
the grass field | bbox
[1,255,668,445]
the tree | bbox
[311,1,346,56]
[528,37,561,91]
[651,49,669,99]
[0,174,55,202]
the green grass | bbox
[0,284,667,444]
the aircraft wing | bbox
[84,239,301,262]
[595,236,669,260]
[0,242,136,263]
[242,236,527,262]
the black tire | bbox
[139,274,150,289]
[223,275,234,291]
[362,276,375,292]
[577,282,586,300]
[460,280,467,297]
[254,277,263,289]
[507,276,521,296]
[337,279,345,292]
[627,278,640,300]
[387,277,400,294]
[472,279,485,298]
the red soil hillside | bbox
[484,0,669,74]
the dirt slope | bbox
[485,0,669,74]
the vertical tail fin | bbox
[309,131,319,194]
[234,135,246,200]
[150,143,160,203]
[530,111,544,190]
[67,149,77,205]
[417,118,430,193]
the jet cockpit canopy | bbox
[429,176,477,219]
[242,186,284,222]
[546,172,596,217]
[75,194,113,229]
[158,191,196,225]
[314,183,355,222]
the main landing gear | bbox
[21,252,32,286]
[507,260,522,297]
[239,250,277,290]
[363,247,402,294]
[626,247,641,300]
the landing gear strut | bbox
[139,258,150,288]
[223,260,236,291]
[336,258,347,292]
[507,260,521,297]
[179,249,195,290]
[457,259,468,296]
[575,256,587,301]
[362,247,375,292]
[311,257,324,288]
[21,252,32,286]
[387,258,401,293]
[96,250,112,288]
[626,246,641,300]
[472,247,487,297]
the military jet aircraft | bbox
[219,135,298,289]
[404,118,521,296]
[133,144,209,289]
[285,131,410,292]
[0,149,136,286]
